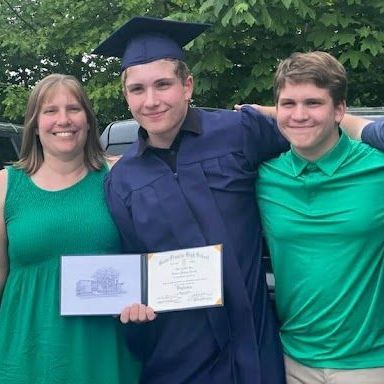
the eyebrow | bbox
[279,97,325,102]
[41,102,82,108]
[126,76,175,87]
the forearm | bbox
[340,113,373,140]
[257,105,277,119]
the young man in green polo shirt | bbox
[256,51,384,384]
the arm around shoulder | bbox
[240,105,289,165]
[340,113,373,140]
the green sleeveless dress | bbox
[0,166,140,384]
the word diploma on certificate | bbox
[60,244,223,315]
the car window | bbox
[0,123,23,169]
[0,136,19,169]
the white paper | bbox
[60,254,142,315]
[146,244,223,312]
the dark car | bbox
[99,107,384,298]
[0,122,23,170]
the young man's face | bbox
[277,81,346,161]
[123,59,193,148]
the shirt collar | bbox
[291,130,353,177]
[135,107,201,156]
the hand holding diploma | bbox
[120,303,157,323]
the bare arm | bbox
[0,170,9,302]
[340,114,373,140]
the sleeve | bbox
[104,172,145,253]
[361,119,384,151]
[104,172,158,361]
[240,105,289,166]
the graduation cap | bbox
[93,16,211,71]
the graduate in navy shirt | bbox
[95,16,288,384]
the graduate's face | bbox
[124,59,193,148]
[277,81,345,161]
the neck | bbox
[32,154,88,190]
[295,126,341,161]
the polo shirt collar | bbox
[291,130,353,177]
[136,107,201,156]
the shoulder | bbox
[194,108,241,134]
[196,106,273,128]
[0,169,8,209]
[360,119,384,151]
[105,155,122,169]
[260,151,291,169]
[105,150,140,198]
[349,138,384,162]
[257,151,292,182]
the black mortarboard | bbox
[93,16,211,71]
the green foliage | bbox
[1,86,29,122]
[1,0,384,129]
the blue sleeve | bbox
[104,172,157,361]
[361,119,384,151]
[104,172,144,253]
[240,105,289,166]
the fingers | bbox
[146,306,156,321]
[120,303,157,324]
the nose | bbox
[143,88,160,108]
[57,109,70,126]
[291,105,308,121]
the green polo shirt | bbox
[256,132,384,368]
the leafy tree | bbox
[194,0,384,107]
[1,0,384,128]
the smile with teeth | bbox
[54,131,76,137]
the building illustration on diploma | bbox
[76,267,126,297]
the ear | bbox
[335,100,346,124]
[184,75,194,101]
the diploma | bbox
[60,244,223,315]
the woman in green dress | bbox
[0,74,140,383]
